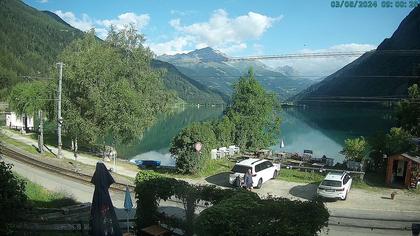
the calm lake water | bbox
[120,105,396,165]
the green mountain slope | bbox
[294,6,420,103]
[0,0,83,97]
[0,0,225,104]
[151,60,228,104]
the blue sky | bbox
[24,0,414,75]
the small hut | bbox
[386,153,420,188]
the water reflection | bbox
[122,105,396,165]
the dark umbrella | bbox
[89,162,122,236]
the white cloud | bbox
[54,11,150,39]
[152,9,280,55]
[38,0,48,3]
[148,36,193,55]
[178,9,280,47]
[99,12,150,31]
[264,43,376,79]
[54,10,95,31]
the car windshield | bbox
[321,180,342,187]
[231,165,251,174]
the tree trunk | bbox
[38,110,44,153]
[24,114,28,133]
[74,137,78,160]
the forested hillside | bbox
[0,0,225,104]
[0,0,83,98]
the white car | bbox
[317,171,352,200]
[229,158,280,189]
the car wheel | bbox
[272,170,278,179]
[342,190,348,200]
[256,178,263,189]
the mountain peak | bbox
[186,47,228,62]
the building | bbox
[5,112,34,131]
[386,153,420,188]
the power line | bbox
[227,49,420,61]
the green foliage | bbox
[385,127,413,155]
[57,26,174,147]
[195,195,329,236]
[170,122,217,174]
[7,80,53,116]
[226,68,281,151]
[397,83,420,136]
[0,0,83,99]
[134,176,255,235]
[0,162,27,235]
[341,137,368,162]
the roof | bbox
[236,158,266,166]
[325,171,345,181]
[402,153,420,164]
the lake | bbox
[120,104,396,165]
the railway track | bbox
[1,144,135,193]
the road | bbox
[4,156,419,236]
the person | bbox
[244,169,254,191]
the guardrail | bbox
[283,165,365,179]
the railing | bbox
[283,165,365,179]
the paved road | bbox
[5,156,419,236]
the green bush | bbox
[0,162,27,235]
[170,122,217,174]
[134,176,256,235]
[195,195,329,236]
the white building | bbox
[5,112,34,131]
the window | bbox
[255,163,262,172]
[232,165,251,174]
[343,175,349,185]
[321,180,342,187]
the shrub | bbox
[0,162,28,235]
[170,122,217,174]
[134,176,257,235]
[195,196,329,236]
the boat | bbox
[131,159,161,168]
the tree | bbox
[396,84,420,136]
[0,162,28,235]
[226,68,281,151]
[170,122,217,174]
[8,80,53,153]
[341,137,368,162]
[57,26,174,158]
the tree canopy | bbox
[396,83,420,136]
[57,26,175,147]
[226,68,281,151]
[341,137,368,162]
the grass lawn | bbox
[277,168,325,184]
[1,129,55,158]
[150,158,235,179]
[16,174,78,208]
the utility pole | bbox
[57,62,64,159]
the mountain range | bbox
[294,5,420,102]
[0,0,225,104]
[158,47,314,100]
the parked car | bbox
[229,158,280,189]
[317,171,352,200]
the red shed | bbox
[386,153,420,188]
